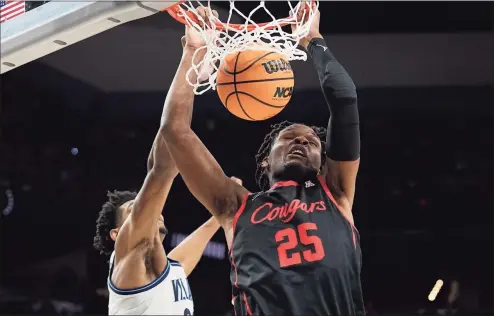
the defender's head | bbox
[93,190,168,256]
[255,121,327,191]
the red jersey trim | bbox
[270,180,299,190]
[232,193,250,237]
[242,292,253,316]
[316,175,358,248]
[232,296,237,316]
[229,193,249,289]
[229,194,254,315]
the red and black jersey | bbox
[229,174,364,316]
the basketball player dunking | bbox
[93,38,242,314]
[161,6,363,316]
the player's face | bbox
[113,200,168,242]
[267,124,322,177]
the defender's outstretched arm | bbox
[115,132,177,258]
[115,54,198,258]
[161,11,248,226]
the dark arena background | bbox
[1,1,493,315]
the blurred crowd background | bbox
[1,1,493,316]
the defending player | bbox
[161,6,364,316]
[93,36,241,314]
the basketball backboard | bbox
[0,1,179,74]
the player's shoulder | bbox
[167,257,183,268]
[166,257,188,279]
[108,253,173,296]
[167,257,187,273]
[240,189,281,206]
[248,190,266,201]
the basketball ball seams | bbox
[225,92,255,121]
[233,52,255,121]
[235,92,286,109]
[234,52,276,74]
[216,49,294,121]
[224,91,233,109]
[222,51,276,75]
[222,66,236,76]
[216,77,294,86]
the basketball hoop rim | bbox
[165,0,315,31]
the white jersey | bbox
[107,252,194,315]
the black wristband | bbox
[307,37,332,58]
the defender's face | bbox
[268,124,322,175]
[112,200,167,242]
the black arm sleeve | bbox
[307,37,360,161]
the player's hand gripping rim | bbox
[182,6,219,50]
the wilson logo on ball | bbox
[273,87,293,98]
[261,59,292,74]
[217,50,294,121]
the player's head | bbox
[93,190,168,256]
[255,121,327,190]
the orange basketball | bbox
[216,50,294,121]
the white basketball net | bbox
[175,1,318,95]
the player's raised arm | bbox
[294,7,360,210]
[161,8,249,225]
[114,121,179,260]
[113,30,207,257]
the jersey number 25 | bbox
[275,223,325,268]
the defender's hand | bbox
[184,6,218,50]
[291,2,322,49]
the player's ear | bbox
[261,157,269,171]
[110,228,119,242]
